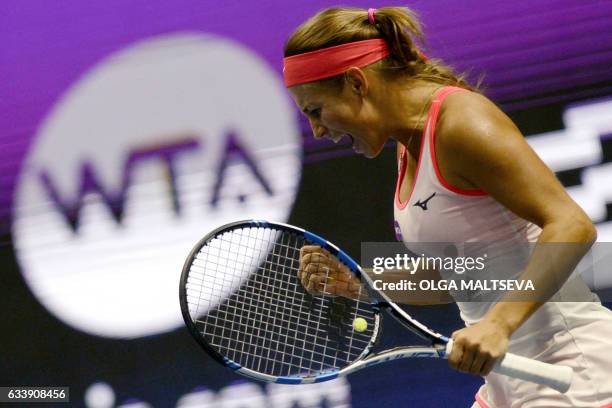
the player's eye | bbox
[309,108,321,119]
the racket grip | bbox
[445,340,572,393]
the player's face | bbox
[288,82,386,158]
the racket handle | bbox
[445,340,572,393]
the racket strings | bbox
[185,226,377,378]
[187,279,370,340]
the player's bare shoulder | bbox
[434,90,523,170]
[436,90,518,146]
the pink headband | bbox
[283,39,390,87]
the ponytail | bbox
[284,7,477,91]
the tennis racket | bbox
[179,220,572,392]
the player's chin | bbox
[362,144,384,159]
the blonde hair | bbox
[284,7,477,91]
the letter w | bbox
[38,138,199,233]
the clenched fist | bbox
[447,318,510,376]
[298,245,364,300]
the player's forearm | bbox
[484,215,597,335]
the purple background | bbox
[1,1,611,406]
[2,0,612,234]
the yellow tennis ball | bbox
[353,317,368,332]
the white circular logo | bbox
[12,33,301,338]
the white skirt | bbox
[473,301,612,407]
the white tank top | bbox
[393,87,541,244]
[393,87,612,406]
[392,86,592,327]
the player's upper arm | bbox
[436,92,593,234]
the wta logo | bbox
[12,33,301,338]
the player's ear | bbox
[344,67,369,97]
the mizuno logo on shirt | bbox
[414,192,436,211]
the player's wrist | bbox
[482,306,519,337]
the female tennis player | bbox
[285,7,612,407]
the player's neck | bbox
[383,80,440,149]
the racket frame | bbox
[180,220,388,384]
[179,220,571,391]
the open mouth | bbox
[341,134,360,152]
[329,133,353,145]
[350,135,362,153]
[328,133,361,152]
